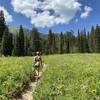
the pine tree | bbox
[52,33,57,54]
[94,25,100,52]
[77,31,85,53]
[45,39,49,55]
[13,25,25,56]
[59,32,64,54]
[30,28,41,55]
[55,34,59,54]
[1,26,13,56]
[87,32,90,52]
[89,26,95,52]
[0,10,6,42]
[47,29,53,54]
[24,36,30,56]
[72,36,78,53]
[7,33,13,55]
[83,32,90,53]
[18,25,25,56]
[77,30,80,52]
[65,32,74,53]
[41,39,46,54]
[13,34,19,56]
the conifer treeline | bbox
[0,10,100,56]
[0,25,100,56]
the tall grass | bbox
[33,54,100,100]
[0,57,34,100]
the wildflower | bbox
[91,89,97,96]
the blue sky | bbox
[0,0,100,34]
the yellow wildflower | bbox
[91,89,96,96]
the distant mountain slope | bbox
[8,26,31,36]
[8,26,48,39]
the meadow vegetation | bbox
[0,54,100,100]
[33,54,100,100]
[0,57,34,99]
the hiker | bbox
[33,51,42,78]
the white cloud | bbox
[80,6,92,19]
[11,0,81,28]
[0,6,13,23]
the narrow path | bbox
[13,64,47,100]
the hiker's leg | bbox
[39,64,42,74]
[37,67,40,77]
[35,67,38,76]
[35,69,37,75]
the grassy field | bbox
[0,54,100,100]
[0,57,34,100]
[33,54,100,100]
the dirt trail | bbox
[13,64,47,100]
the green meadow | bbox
[0,54,100,100]
[0,57,34,99]
[33,54,100,100]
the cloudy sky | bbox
[0,0,99,34]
